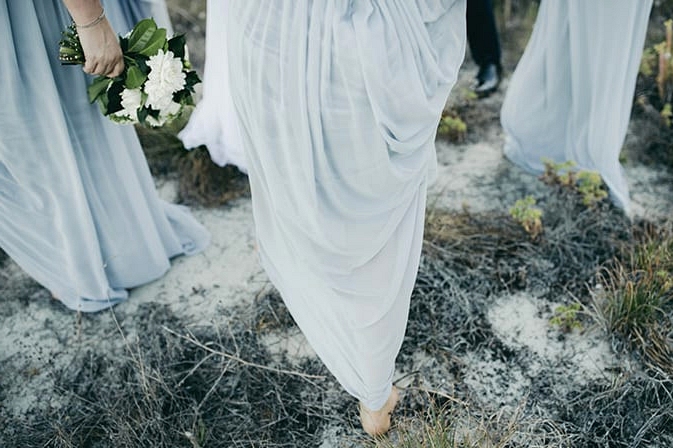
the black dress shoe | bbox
[473,63,501,98]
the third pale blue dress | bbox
[501,0,653,214]
[226,0,466,410]
[0,0,209,312]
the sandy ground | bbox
[1,2,673,447]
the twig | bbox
[400,385,470,407]
[162,326,326,380]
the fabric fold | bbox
[500,0,653,213]
[226,0,465,409]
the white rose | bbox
[144,49,186,110]
[161,101,182,118]
[120,88,142,113]
[145,114,168,128]
[111,88,142,123]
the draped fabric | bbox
[178,0,247,170]
[500,0,653,214]
[225,0,466,409]
[0,0,209,312]
[116,0,173,34]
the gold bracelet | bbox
[75,8,105,29]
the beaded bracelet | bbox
[75,8,105,29]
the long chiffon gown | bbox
[0,0,210,312]
[118,0,173,33]
[500,0,654,214]
[178,0,247,171]
[225,1,466,410]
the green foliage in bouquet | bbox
[59,18,200,127]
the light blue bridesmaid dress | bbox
[0,0,209,312]
[116,0,173,34]
[226,0,466,410]
[501,0,653,214]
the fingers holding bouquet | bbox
[78,17,125,78]
[59,5,200,128]
[61,1,123,78]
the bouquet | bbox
[59,18,200,127]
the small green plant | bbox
[640,19,673,127]
[576,171,609,206]
[438,112,467,142]
[541,159,577,187]
[509,196,543,239]
[461,88,479,102]
[541,159,609,207]
[550,303,583,332]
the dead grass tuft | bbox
[177,148,249,207]
[136,117,250,207]
[594,222,673,376]
[0,303,344,447]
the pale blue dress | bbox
[0,0,209,312]
[501,0,653,214]
[117,0,173,34]
[178,0,247,171]
[226,0,466,410]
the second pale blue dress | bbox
[226,0,467,410]
[0,0,209,312]
[501,0,653,213]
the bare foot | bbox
[359,386,399,437]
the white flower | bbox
[161,101,182,118]
[111,88,142,124]
[145,114,167,128]
[144,49,186,110]
[120,88,143,113]
[144,101,183,128]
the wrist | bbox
[74,7,105,29]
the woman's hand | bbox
[62,0,124,77]
[77,18,125,78]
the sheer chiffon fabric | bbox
[117,0,173,34]
[226,0,466,409]
[500,0,653,214]
[178,0,247,171]
[0,0,209,312]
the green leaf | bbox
[127,18,158,53]
[138,106,149,124]
[105,81,125,115]
[184,71,201,90]
[97,90,109,114]
[120,36,129,53]
[125,65,147,90]
[87,76,112,103]
[138,28,167,57]
[167,34,186,60]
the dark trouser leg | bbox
[466,0,502,68]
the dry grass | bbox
[2,2,673,447]
[2,185,672,447]
[593,222,673,376]
[136,116,250,207]
[0,301,346,448]
[363,389,568,448]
